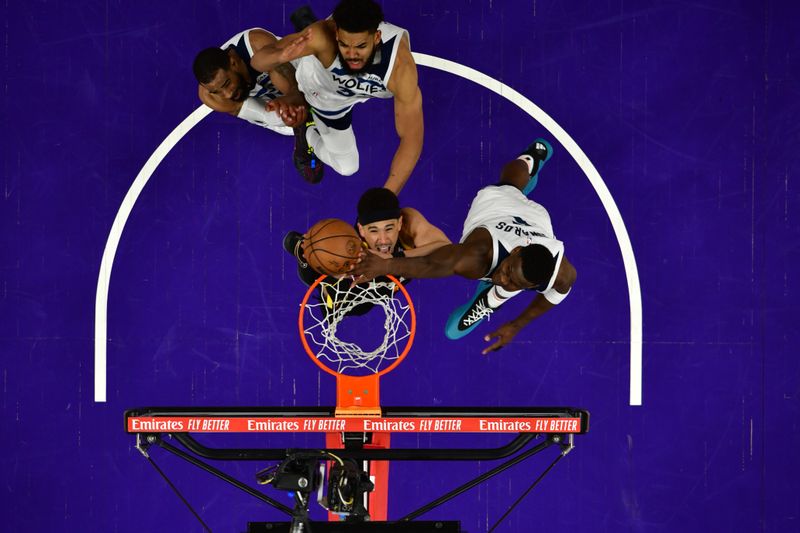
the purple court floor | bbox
[2,1,799,531]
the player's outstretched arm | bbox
[351,238,486,283]
[383,40,424,194]
[483,257,577,354]
[482,295,554,354]
[251,25,317,73]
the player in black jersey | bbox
[284,187,450,288]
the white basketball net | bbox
[301,278,413,374]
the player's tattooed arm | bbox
[266,61,308,126]
[276,63,296,79]
[247,30,309,126]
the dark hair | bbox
[193,47,230,84]
[332,0,384,33]
[520,244,557,286]
[358,188,401,225]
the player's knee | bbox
[337,159,359,176]
[331,152,359,176]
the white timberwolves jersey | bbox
[461,185,564,292]
[296,22,409,120]
[221,28,285,102]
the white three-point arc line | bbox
[94,53,643,406]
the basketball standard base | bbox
[126,276,589,530]
[126,407,589,530]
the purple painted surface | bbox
[2,0,798,531]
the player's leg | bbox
[293,117,325,184]
[237,94,320,180]
[500,138,553,196]
[445,282,522,340]
[306,111,360,176]
[445,139,552,340]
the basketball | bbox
[304,218,363,276]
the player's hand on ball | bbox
[349,250,388,285]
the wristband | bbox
[542,286,571,305]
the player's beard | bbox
[338,44,380,75]
[231,72,254,102]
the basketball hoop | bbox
[298,274,416,417]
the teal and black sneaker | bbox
[521,138,553,196]
[445,281,496,340]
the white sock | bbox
[486,285,522,308]
[517,155,534,175]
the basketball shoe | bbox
[293,118,324,184]
[520,138,553,196]
[282,231,306,265]
[445,281,496,340]
[290,5,318,31]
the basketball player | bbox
[251,0,423,194]
[284,187,450,287]
[193,28,323,183]
[350,139,577,354]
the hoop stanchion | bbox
[298,274,416,520]
[125,406,590,529]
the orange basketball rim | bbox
[298,274,416,417]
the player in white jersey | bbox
[193,28,324,183]
[351,139,577,354]
[251,0,423,194]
